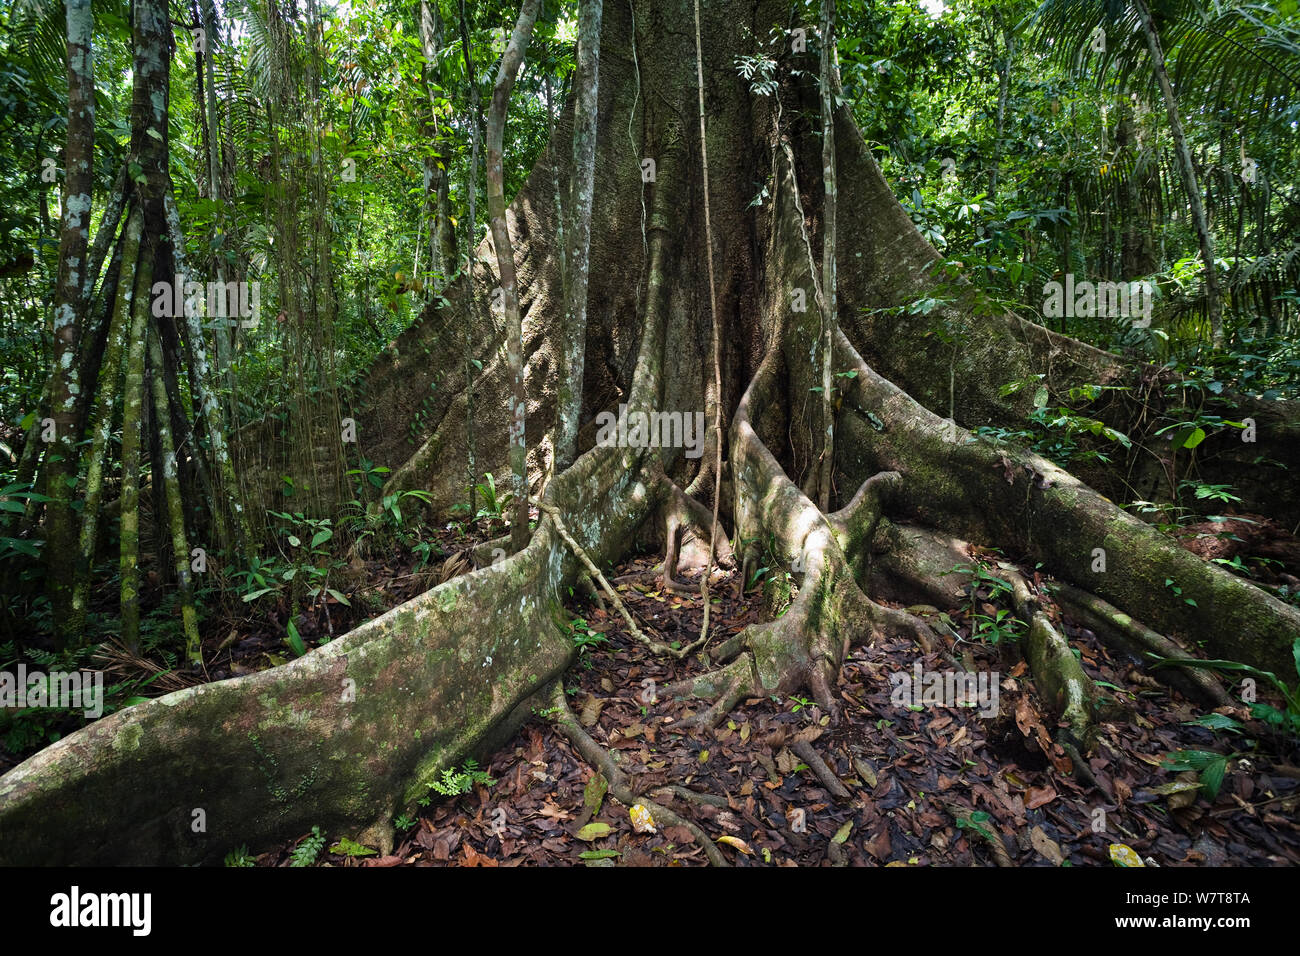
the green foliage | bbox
[0,640,168,757]
[231,555,282,604]
[266,511,351,610]
[1152,637,1300,739]
[285,618,307,658]
[224,845,256,867]
[289,826,325,867]
[420,758,497,804]
[943,555,1025,644]
[328,836,377,858]
[472,472,512,523]
[345,458,391,497]
[566,616,609,669]
[1162,576,1197,608]
[954,809,997,844]
[971,607,1022,645]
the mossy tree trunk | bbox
[36,0,247,654]
[43,0,95,649]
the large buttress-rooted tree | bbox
[3,0,1298,864]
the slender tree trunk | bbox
[44,0,95,647]
[119,240,154,654]
[165,194,249,560]
[458,0,480,519]
[556,0,602,471]
[419,0,445,288]
[692,0,724,642]
[817,0,838,512]
[487,0,541,552]
[147,325,203,667]
[81,164,129,316]
[69,210,144,640]
[1131,0,1222,343]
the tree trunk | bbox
[43,0,95,647]
[68,209,144,640]
[458,0,481,520]
[817,0,838,512]
[4,0,1298,865]
[146,323,203,667]
[989,9,1013,200]
[487,0,542,553]
[418,0,449,288]
[197,0,238,414]
[556,0,602,470]
[119,233,153,655]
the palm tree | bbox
[1031,0,1300,343]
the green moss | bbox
[112,722,143,753]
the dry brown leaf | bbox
[1030,826,1063,865]
[1026,786,1058,810]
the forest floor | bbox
[242,545,1300,868]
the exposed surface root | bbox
[1052,582,1233,708]
[790,735,851,800]
[547,684,728,866]
[1003,567,1098,753]
[658,476,735,597]
[831,326,1300,677]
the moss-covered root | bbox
[0,441,656,865]
[667,356,937,729]
[832,327,1300,678]
[1052,582,1234,709]
[1004,568,1098,753]
[547,684,727,866]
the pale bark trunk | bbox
[817,0,838,512]
[45,0,95,646]
[487,0,542,552]
[164,192,249,558]
[556,0,602,470]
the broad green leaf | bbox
[576,822,611,841]
[329,837,376,857]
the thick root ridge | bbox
[665,345,939,731]
[830,325,1300,678]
